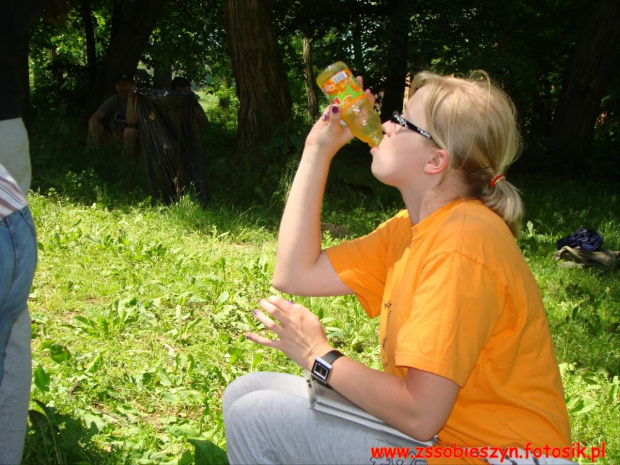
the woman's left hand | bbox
[247,296,333,371]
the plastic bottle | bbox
[316,61,383,147]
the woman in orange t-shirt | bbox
[223,71,573,465]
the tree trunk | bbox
[84,0,165,117]
[302,36,319,121]
[549,0,620,170]
[223,0,292,152]
[380,0,410,122]
[153,62,172,89]
[110,0,122,40]
[79,0,97,90]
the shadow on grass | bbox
[23,400,112,465]
[23,399,230,465]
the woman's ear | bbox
[423,148,450,175]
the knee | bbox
[224,392,267,464]
[123,127,137,139]
[222,372,264,419]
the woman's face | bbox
[370,86,436,189]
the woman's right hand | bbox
[303,105,354,157]
[305,77,375,158]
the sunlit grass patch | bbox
[22,173,620,464]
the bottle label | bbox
[320,69,366,110]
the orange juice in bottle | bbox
[316,61,383,147]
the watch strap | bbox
[320,349,344,365]
[311,349,345,385]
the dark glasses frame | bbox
[390,111,434,142]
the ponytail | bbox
[481,177,524,238]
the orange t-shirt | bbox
[326,199,571,464]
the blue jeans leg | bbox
[0,207,37,465]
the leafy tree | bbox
[143,0,231,89]
[23,0,620,178]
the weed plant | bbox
[21,112,619,464]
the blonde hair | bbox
[410,70,524,237]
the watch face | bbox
[315,364,329,379]
[312,359,331,382]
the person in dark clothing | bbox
[171,76,209,129]
[87,73,138,154]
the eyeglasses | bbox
[390,111,434,142]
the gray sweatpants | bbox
[223,371,428,465]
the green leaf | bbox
[162,391,180,403]
[81,412,106,433]
[86,353,104,373]
[157,368,173,386]
[33,365,50,392]
[167,424,200,438]
[188,438,229,465]
[49,343,71,363]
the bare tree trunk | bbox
[79,0,97,90]
[303,36,319,121]
[549,0,620,170]
[84,0,165,117]
[153,62,172,89]
[223,0,292,153]
[110,0,122,40]
[380,0,410,121]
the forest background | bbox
[18,0,620,463]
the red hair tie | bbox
[490,174,506,187]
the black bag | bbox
[135,88,210,205]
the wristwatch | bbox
[311,349,344,385]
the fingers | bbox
[252,307,281,332]
[321,106,331,122]
[365,88,376,106]
[355,74,376,106]
[320,104,342,124]
[246,331,277,348]
[246,296,295,348]
[248,297,293,338]
[261,296,295,319]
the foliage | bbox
[22,111,620,463]
[26,0,620,176]
[143,0,232,85]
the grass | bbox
[20,112,620,464]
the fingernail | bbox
[246,334,253,340]
[253,309,258,315]
[321,113,328,121]
[287,300,294,304]
[331,106,339,114]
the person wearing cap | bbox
[171,76,191,92]
[87,73,138,152]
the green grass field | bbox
[19,112,620,464]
